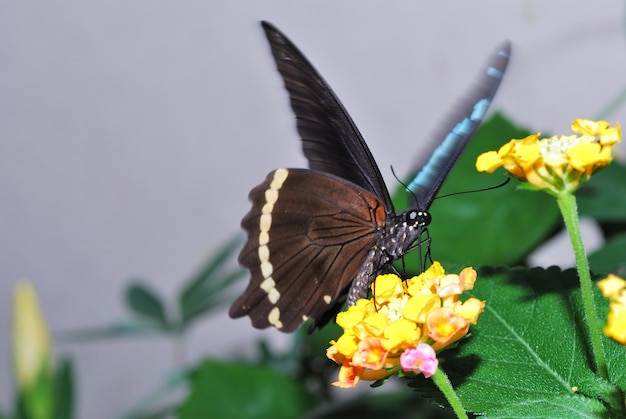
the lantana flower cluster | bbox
[476,119,621,196]
[598,274,626,345]
[326,262,484,388]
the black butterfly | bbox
[230,21,510,332]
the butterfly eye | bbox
[406,210,431,227]
[419,211,432,227]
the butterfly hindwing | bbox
[231,168,386,332]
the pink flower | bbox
[400,343,438,378]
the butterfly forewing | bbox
[231,168,386,332]
[406,42,511,208]
[260,21,394,213]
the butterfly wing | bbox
[405,42,511,209]
[261,21,394,213]
[230,168,386,332]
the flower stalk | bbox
[431,367,468,419]
[557,193,608,379]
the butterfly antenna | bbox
[390,165,421,208]
[435,177,511,200]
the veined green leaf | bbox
[408,266,626,417]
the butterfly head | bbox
[382,209,431,259]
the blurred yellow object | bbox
[12,280,52,389]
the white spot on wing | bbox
[268,288,280,304]
[265,189,279,204]
[255,169,290,329]
[259,214,272,231]
[268,306,283,329]
[260,278,275,292]
[258,245,270,262]
[271,168,288,187]
[260,261,273,278]
[261,202,274,215]
[260,278,280,304]
[323,295,332,304]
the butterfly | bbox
[229,21,510,332]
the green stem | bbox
[556,193,609,379]
[431,367,467,419]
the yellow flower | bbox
[336,299,370,330]
[598,274,626,299]
[598,274,626,345]
[327,263,484,388]
[327,334,358,362]
[571,119,622,144]
[13,281,52,389]
[476,119,621,196]
[455,298,486,323]
[357,312,390,338]
[403,294,439,323]
[383,319,420,352]
[374,273,405,302]
[605,303,626,344]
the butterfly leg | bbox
[420,228,433,271]
[402,227,432,274]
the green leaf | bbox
[52,358,74,419]
[589,233,626,277]
[125,283,168,329]
[178,235,245,328]
[415,266,626,417]
[178,360,314,419]
[578,161,626,222]
[393,113,560,269]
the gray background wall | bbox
[1,2,625,417]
